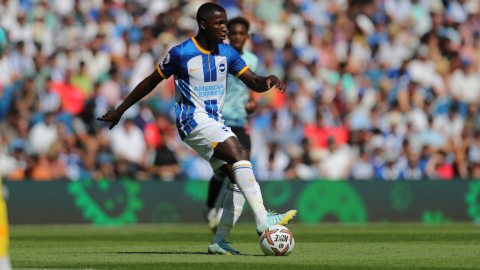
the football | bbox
[259,225,295,256]
[0,27,6,58]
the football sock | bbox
[207,173,226,209]
[212,183,245,245]
[232,160,268,226]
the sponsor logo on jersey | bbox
[194,84,225,97]
[194,85,225,91]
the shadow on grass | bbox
[110,251,265,257]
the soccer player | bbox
[204,16,258,232]
[97,3,297,255]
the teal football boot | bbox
[208,240,241,255]
[256,210,297,236]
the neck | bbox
[194,32,215,52]
[235,48,244,55]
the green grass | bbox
[9,223,480,269]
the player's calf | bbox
[211,183,245,244]
[231,161,268,226]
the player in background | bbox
[204,17,258,232]
[0,173,12,270]
[97,3,296,255]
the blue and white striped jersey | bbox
[157,37,248,140]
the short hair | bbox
[196,3,226,25]
[226,17,250,32]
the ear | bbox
[199,20,207,30]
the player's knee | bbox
[233,147,250,162]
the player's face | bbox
[227,23,248,51]
[204,12,228,43]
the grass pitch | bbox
[9,223,480,270]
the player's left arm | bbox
[227,46,285,94]
[237,69,285,94]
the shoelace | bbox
[219,241,238,254]
[266,209,282,223]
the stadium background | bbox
[0,0,480,225]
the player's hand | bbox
[96,109,123,130]
[266,75,286,94]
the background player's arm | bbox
[96,70,164,129]
[245,90,257,115]
[237,69,285,94]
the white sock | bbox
[0,256,11,270]
[232,160,267,226]
[212,183,245,245]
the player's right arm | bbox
[97,47,180,130]
[96,70,164,130]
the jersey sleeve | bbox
[227,45,248,78]
[157,46,181,79]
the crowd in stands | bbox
[1,0,480,181]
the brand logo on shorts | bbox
[221,127,229,132]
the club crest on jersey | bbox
[218,62,226,74]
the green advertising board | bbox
[3,180,479,225]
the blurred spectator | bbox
[14,78,38,118]
[380,153,402,180]
[71,62,94,96]
[25,155,53,181]
[147,114,180,181]
[401,152,424,180]
[108,118,146,166]
[0,112,19,144]
[425,151,455,180]
[449,59,480,104]
[50,69,86,115]
[257,152,286,181]
[256,142,289,180]
[351,150,374,180]
[433,106,464,143]
[319,137,352,180]
[419,116,446,147]
[99,68,122,107]
[38,77,60,113]
[28,112,57,155]
[304,113,347,149]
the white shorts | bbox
[183,118,236,172]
